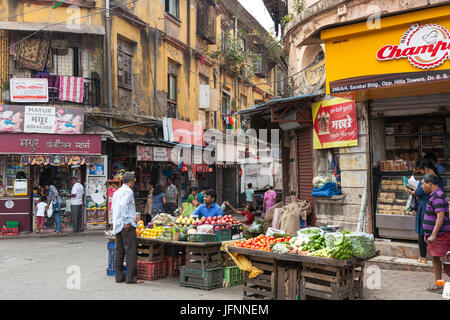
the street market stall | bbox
[226,228,378,300]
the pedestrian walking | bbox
[165,177,178,215]
[421,174,450,293]
[45,183,63,234]
[263,186,277,219]
[35,196,48,234]
[69,177,84,234]
[245,183,256,206]
[143,183,154,225]
[111,172,143,284]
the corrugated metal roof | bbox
[233,93,322,116]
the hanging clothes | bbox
[59,76,84,103]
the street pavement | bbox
[0,233,447,300]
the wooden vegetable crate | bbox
[137,240,165,262]
[185,244,222,270]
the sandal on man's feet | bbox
[417,257,427,264]
[426,284,443,293]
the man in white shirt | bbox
[111,172,142,284]
[69,177,84,234]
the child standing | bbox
[35,196,48,234]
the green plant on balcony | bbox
[281,14,294,28]
[206,34,259,81]
[292,0,304,14]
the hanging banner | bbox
[21,155,94,166]
[10,78,48,103]
[312,98,358,149]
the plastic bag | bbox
[346,232,367,259]
[365,233,376,258]
[297,227,324,237]
[181,202,196,217]
[197,224,214,234]
[266,227,287,237]
[47,201,53,218]
[272,243,291,254]
[248,220,264,234]
[324,232,338,249]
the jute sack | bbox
[264,201,283,234]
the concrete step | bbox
[366,255,434,272]
[375,239,432,260]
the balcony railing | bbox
[5,76,101,107]
[167,101,178,118]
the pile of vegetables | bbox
[231,228,376,261]
[329,234,353,260]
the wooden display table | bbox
[227,246,378,300]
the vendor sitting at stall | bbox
[191,189,223,218]
[224,201,255,227]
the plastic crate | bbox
[188,233,218,243]
[179,266,223,290]
[223,266,243,287]
[137,260,167,281]
[106,266,127,277]
[6,221,18,229]
[1,227,19,236]
[214,228,231,242]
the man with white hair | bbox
[111,172,143,284]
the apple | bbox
[205,221,210,225]
[225,225,230,229]
[213,221,218,225]
[218,215,223,219]
[198,221,204,225]
[201,217,207,222]
[207,217,212,222]
[213,216,218,221]
[214,226,220,230]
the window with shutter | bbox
[117,38,134,90]
[254,54,263,75]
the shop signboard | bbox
[312,98,358,149]
[10,78,48,103]
[0,105,84,134]
[321,5,450,95]
[137,145,153,161]
[0,133,101,155]
[163,117,205,147]
[153,147,170,162]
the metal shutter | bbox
[297,127,315,225]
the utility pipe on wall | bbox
[105,0,113,128]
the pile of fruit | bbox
[157,228,174,241]
[175,216,198,226]
[140,226,164,239]
[193,215,240,227]
[136,220,145,236]
[230,234,292,252]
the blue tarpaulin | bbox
[311,182,342,198]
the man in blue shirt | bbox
[425,153,447,187]
[192,189,223,218]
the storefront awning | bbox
[233,93,322,118]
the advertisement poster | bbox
[10,78,48,103]
[0,105,84,134]
[153,147,170,162]
[312,98,358,149]
[137,145,153,161]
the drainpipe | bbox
[154,29,159,118]
[105,0,113,128]
[357,186,367,232]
